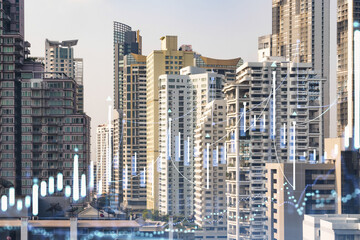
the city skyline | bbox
[24,0,339,161]
[25,0,273,160]
[1,0,358,239]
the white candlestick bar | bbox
[73,154,79,201]
[9,187,15,207]
[178,132,181,159]
[243,102,247,133]
[283,123,286,145]
[207,143,210,189]
[292,121,296,190]
[272,71,276,138]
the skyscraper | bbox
[157,66,224,216]
[20,70,91,197]
[44,40,84,113]
[0,0,91,200]
[113,21,142,110]
[122,53,147,212]
[224,59,324,240]
[96,124,113,195]
[146,36,194,211]
[336,0,360,139]
[194,100,227,240]
[0,0,25,195]
[45,39,78,78]
[113,22,142,208]
[272,0,331,137]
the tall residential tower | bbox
[146,36,194,210]
[272,0,331,137]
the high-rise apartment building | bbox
[111,110,122,208]
[113,22,142,208]
[113,21,142,110]
[157,66,225,216]
[146,36,194,210]
[272,0,331,137]
[258,35,272,62]
[44,40,84,113]
[20,70,91,197]
[45,39,78,78]
[336,0,360,139]
[0,0,26,195]
[96,124,113,195]
[194,55,243,82]
[0,0,91,200]
[266,162,336,240]
[194,100,227,240]
[224,59,324,240]
[122,53,147,211]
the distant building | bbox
[74,58,84,113]
[113,21,142,110]
[194,54,243,82]
[146,36,194,211]
[122,53,147,211]
[194,100,227,239]
[45,39,78,79]
[258,34,272,62]
[96,124,113,195]
[303,214,360,240]
[44,39,84,113]
[112,22,142,209]
[266,162,336,240]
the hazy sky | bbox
[24,0,337,159]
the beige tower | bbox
[122,53,147,212]
[146,36,194,210]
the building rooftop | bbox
[46,39,78,47]
[129,53,146,62]
[199,56,242,66]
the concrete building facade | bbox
[44,40,84,113]
[122,53,147,211]
[157,66,225,217]
[194,55,243,82]
[194,100,227,239]
[303,214,360,240]
[336,0,360,138]
[20,71,91,198]
[266,162,336,240]
[146,36,194,210]
[224,59,324,240]
[96,124,113,195]
[272,0,331,138]
[258,35,272,62]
